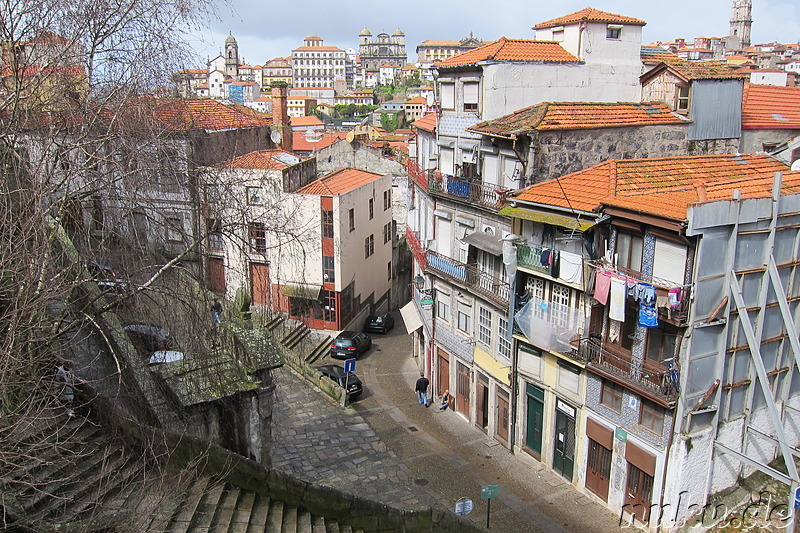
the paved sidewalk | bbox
[271,325,626,532]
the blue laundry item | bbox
[540,249,551,267]
[627,279,638,299]
[638,283,656,305]
[638,301,659,328]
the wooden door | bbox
[456,361,470,417]
[437,349,450,397]
[476,374,489,431]
[585,438,612,501]
[250,262,270,306]
[524,385,544,459]
[624,464,654,523]
[208,257,226,294]
[495,392,509,444]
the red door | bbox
[456,361,470,417]
[586,439,612,501]
[250,263,270,306]
[208,258,226,294]
[495,392,509,444]
[437,349,449,397]
[624,463,654,523]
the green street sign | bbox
[615,427,627,443]
[481,484,499,499]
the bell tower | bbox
[224,33,239,77]
[729,0,752,48]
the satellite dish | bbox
[346,131,355,143]
[792,159,800,171]
[304,130,323,143]
[270,130,282,144]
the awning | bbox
[498,206,595,232]
[462,231,502,256]
[399,301,423,333]
[282,283,322,299]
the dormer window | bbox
[606,25,622,40]
[551,25,564,42]
[676,85,690,114]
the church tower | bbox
[224,33,239,77]
[729,0,752,48]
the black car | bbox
[329,331,372,359]
[363,312,395,334]
[318,364,363,398]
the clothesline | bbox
[586,259,692,291]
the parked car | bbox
[87,261,129,295]
[124,323,184,364]
[363,312,395,334]
[329,331,372,359]
[318,364,363,399]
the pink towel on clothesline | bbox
[594,270,612,305]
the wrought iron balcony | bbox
[405,227,426,269]
[428,172,509,211]
[426,250,509,307]
[517,243,551,275]
[579,338,677,406]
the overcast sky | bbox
[186,0,800,67]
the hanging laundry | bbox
[559,251,583,285]
[540,249,551,267]
[550,250,560,278]
[638,300,659,328]
[668,287,682,308]
[656,295,670,310]
[626,279,638,299]
[637,283,656,306]
[594,270,612,305]
[609,277,626,322]
[586,268,597,297]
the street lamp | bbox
[413,274,434,296]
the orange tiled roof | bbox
[122,98,271,132]
[468,101,688,137]
[741,83,800,129]
[436,38,579,67]
[290,116,323,127]
[296,167,383,195]
[293,46,343,52]
[406,96,427,105]
[411,112,437,133]
[642,59,748,82]
[640,46,680,65]
[291,131,348,152]
[216,149,299,170]
[513,154,790,220]
[534,7,646,29]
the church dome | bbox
[225,33,237,44]
[360,28,372,36]
[392,28,404,36]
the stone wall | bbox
[529,125,740,183]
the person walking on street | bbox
[415,373,430,407]
[211,299,223,324]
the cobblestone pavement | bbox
[271,325,625,532]
[270,365,437,509]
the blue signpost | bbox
[344,358,356,374]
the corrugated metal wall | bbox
[688,80,743,141]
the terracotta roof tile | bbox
[742,83,800,129]
[405,96,427,104]
[643,59,748,82]
[534,7,646,29]
[122,98,271,132]
[436,38,579,67]
[216,149,299,170]
[468,101,688,137]
[291,131,348,152]
[290,116,323,127]
[411,112,437,133]
[293,46,343,52]
[640,46,680,65]
[514,154,790,220]
[296,167,383,195]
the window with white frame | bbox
[551,284,571,328]
[478,307,492,346]
[526,277,546,318]
[606,24,622,39]
[498,316,511,359]
[457,309,472,334]
[437,299,449,322]
[463,82,479,112]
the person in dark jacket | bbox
[415,373,430,407]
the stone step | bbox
[209,486,240,531]
[265,499,284,533]
[166,476,212,533]
[281,504,298,532]
[305,337,332,364]
[296,510,312,533]
[187,481,226,531]
[246,493,270,532]
[229,489,255,530]
[311,514,326,533]
[324,520,341,533]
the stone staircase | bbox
[0,411,370,533]
[269,315,331,365]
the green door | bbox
[553,401,576,482]
[525,384,544,458]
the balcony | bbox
[579,338,677,406]
[426,250,509,307]
[428,172,509,211]
[406,227,426,269]
[517,243,551,275]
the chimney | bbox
[270,82,292,152]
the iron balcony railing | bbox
[517,243,551,275]
[426,250,509,307]
[428,171,509,211]
[579,338,677,405]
